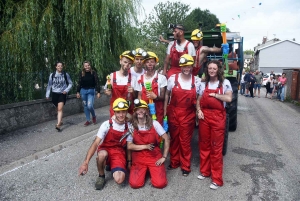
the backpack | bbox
[51,71,69,86]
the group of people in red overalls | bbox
[78,24,233,191]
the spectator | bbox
[240,70,246,95]
[248,70,256,98]
[254,70,263,98]
[278,73,287,102]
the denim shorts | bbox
[254,83,261,89]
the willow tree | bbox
[0,0,140,105]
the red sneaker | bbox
[84,121,91,126]
[92,116,96,124]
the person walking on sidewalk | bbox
[240,70,246,95]
[78,98,131,190]
[164,54,201,177]
[46,61,73,131]
[127,99,170,189]
[104,50,139,117]
[196,60,232,190]
[76,61,101,126]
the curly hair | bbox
[203,60,225,87]
[131,109,153,133]
[81,61,94,77]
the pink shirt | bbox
[279,77,287,86]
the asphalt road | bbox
[1,88,300,201]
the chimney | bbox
[262,36,267,44]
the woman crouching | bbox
[127,99,170,189]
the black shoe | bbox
[182,170,190,177]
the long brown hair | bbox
[81,61,94,77]
[131,109,153,132]
[203,60,225,87]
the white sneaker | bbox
[197,174,207,180]
[209,182,220,190]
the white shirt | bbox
[198,79,232,107]
[166,40,196,56]
[96,119,132,144]
[130,67,145,78]
[104,71,139,90]
[136,71,167,96]
[241,74,245,83]
[126,120,166,142]
[167,73,201,94]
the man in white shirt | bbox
[130,48,145,78]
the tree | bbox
[0,0,141,105]
[244,50,254,55]
[184,8,220,32]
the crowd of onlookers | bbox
[240,70,287,102]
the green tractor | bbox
[167,24,244,155]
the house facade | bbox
[253,39,300,74]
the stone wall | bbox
[0,92,110,135]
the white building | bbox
[253,39,300,74]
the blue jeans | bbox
[280,85,285,101]
[240,82,245,94]
[80,88,96,121]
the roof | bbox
[256,40,300,51]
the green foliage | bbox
[244,49,254,55]
[184,8,220,31]
[0,0,140,105]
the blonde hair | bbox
[81,61,94,77]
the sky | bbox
[139,0,300,50]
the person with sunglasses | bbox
[162,24,196,78]
[130,48,145,78]
[105,50,139,117]
[127,99,170,189]
[78,98,131,190]
[196,60,232,190]
[164,54,201,177]
[136,51,167,125]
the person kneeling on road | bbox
[127,99,170,189]
[78,98,131,190]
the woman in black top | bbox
[76,61,101,126]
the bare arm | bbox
[161,133,170,158]
[127,141,155,151]
[209,90,232,103]
[163,54,170,76]
[164,89,171,116]
[78,136,101,175]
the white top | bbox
[198,79,233,107]
[166,40,196,56]
[126,120,166,142]
[104,71,139,90]
[130,67,145,78]
[241,74,245,84]
[135,71,167,96]
[167,73,201,94]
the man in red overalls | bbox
[105,50,139,117]
[196,60,232,190]
[136,51,167,125]
[78,98,131,190]
[164,54,201,176]
[127,99,170,189]
[162,24,196,78]
[191,29,221,77]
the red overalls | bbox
[109,72,134,117]
[198,84,226,186]
[97,119,128,173]
[167,41,190,78]
[129,126,167,189]
[192,46,203,76]
[167,74,196,172]
[139,73,164,125]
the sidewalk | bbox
[0,105,110,175]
